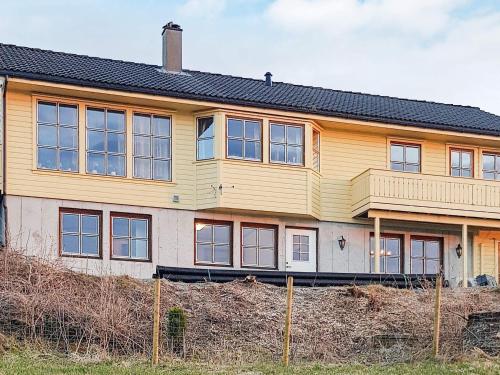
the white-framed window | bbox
[270,123,304,165]
[390,143,421,172]
[482,153,500,180]
[86,107,126,176]
[37,101,78,172]
[226,118,262,161]
[197,117,215,160]
[133,113,172,181]
[450,149,473,177]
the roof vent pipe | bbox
[162,22,183,73]
[265,72,273,87]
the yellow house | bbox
[0,23,499,286]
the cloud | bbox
[178,0,227,18]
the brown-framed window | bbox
[410,236,443,275]
[482,153,500,180]
[86,107,126,176]
[450,148,473,177]
[226,118,262,161]
[390,142,421,172]
[111,213,152,261]
[195,220,232,265]
[270,123,304,165]
[241,223,277,269]
[133,113,172,181]
[312,129,320,172]
[59,208,102,258]
[37,101,79,172]
[197,116,215,160]
[369,233,403,273]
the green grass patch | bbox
[0,351,499,375]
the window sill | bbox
[32,169,178,186]
[60,254,102,260]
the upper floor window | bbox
[450,149,473,177]
[270,123,304,165]
[482,153,500,180]
[60,208,101,257]
[133,114,172,181]
[197,117,215,160]
[86,108,126,176]
[111,213,151,261]
[312,129,320,172]
[390,142,420,172]
[226,118,262,161]
[195,220,232,265]
[37,101,78,172]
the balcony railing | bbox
[351,169,500,219]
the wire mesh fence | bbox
[0,248,499,364]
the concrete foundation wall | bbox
[5,195,463,284]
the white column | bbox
[462,224,468,288]
[374,216,381,273]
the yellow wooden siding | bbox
[310,171,321,218]
[6,90,196,209]
[473,232,498,277]
[195,161,218,209]
[218,160,310,216]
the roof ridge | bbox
[1,43,481,111]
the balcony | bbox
[351,169,500,220]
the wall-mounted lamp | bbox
[338,235,347,251]
[456,243,463,258]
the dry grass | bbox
[0,248,499,364]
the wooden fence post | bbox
[152,276,161,366]
[432,274,442,358]
[282,276,294,367]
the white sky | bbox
[1,0,499,115]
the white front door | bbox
[285,228,317,272]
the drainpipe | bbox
[0,76,7,247]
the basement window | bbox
[37,101,78,172]
[241,224,277,269]
[111,213,151,261]
[195,220,232,266]
[59,208,101,257]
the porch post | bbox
[374,216,381,273]
[462,224,468,288]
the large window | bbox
[450,149,473,177]
[241,224,277,268]
[482,153,500,180]
[59,208,101,257]
[37,101,78,172]
[86,107,126,176]
[410,237,442,274]
[226,118,262,161]
[195,220,232,265]
[390,142,421,172]
[370,234,403,273]
[270,123,304,165]
[312,129,320,172]
[133,114,171,181]
[197,117,215,160]
[111,213,151,261]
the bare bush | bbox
[0,248,499,364]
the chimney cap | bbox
[264,72,273,87]
[163,21,182,33]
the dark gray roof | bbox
[1,43,499,136]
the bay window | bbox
[197,117,215,160]
[226,118,262,161]
[270,123,304,165]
